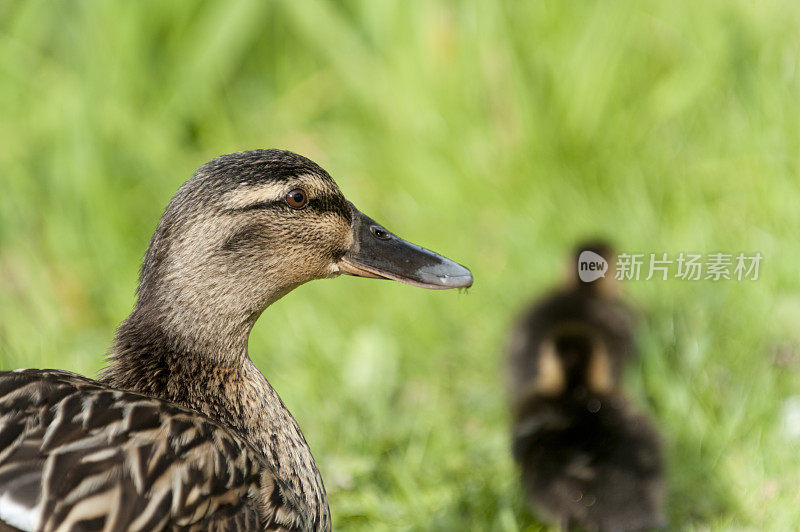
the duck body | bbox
[508,243,664,532]
[0,369,308,531]
[513,391,663,532]
[99,309,327,529]
[0,149,472,531]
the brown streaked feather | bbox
[0,369,310,532]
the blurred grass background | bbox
[1,0,800,529]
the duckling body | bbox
[0,150,472,531]
[508,243,664,532]
[513,390,663,532]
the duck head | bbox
[569,239,618,297]
[135,149,472,343]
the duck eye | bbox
[285,188,308,209]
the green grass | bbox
[2,1,800,529]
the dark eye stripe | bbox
[223,200,282,214]
[308,195,352,221]
[224,193,351,222]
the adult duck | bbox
[0,149,472,531]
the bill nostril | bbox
[369,225,391,240]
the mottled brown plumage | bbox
[0,370,308,531]
[508,242,665,532]
[0,149,472,531]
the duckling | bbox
[0,149,472,532]
[508,242,664,532]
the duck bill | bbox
[337,204,473,290]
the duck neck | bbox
[100,302,331,530]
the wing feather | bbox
[0,370,310,532]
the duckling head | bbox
[133,149,472,349]
[569,239,618,297]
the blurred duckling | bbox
[508,242,665,532]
